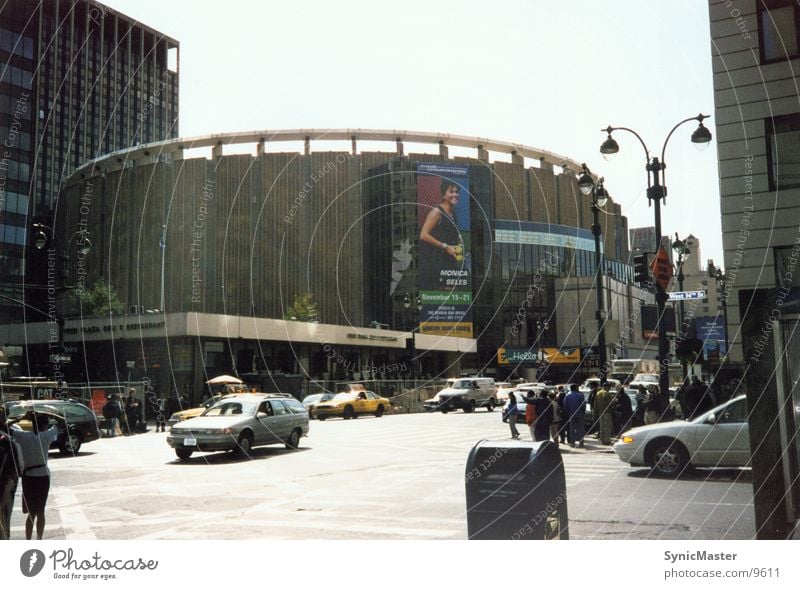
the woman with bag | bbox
[502,392,521,439]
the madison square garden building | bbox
[3,130,655,402]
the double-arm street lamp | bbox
[672,233,691,379]
[31,222,92,361]
[599,114,712,411]
[577,164,609,386]
[402,293,423,382]
[708,264,730,360]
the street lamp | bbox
[671,233,691,379]
[578,163,609,386]
[599,114,712,412]
[32,222,92,364]
[402,293,423,383]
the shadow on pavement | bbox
[168,446,311,466]
[626,467,752,483]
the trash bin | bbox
[465,440,568,540]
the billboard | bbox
[417,163,473,338]
[695,316,728,359]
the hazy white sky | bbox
[104,0,723,266]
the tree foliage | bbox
[70,278,125,316]
[284,293,319,322]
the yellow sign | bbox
[542,347,581,364]
[419,322,474,338]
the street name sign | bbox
[668,290,707,301]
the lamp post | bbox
[402,293,423,383]
[31,222,92,365]
[534,318,550,380]
[599,114,712,412]
[577,164,609,386]
[671,233,690,379]
[709,265,730,359]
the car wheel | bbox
[317,415,327,421]
[59,432,82,455]
[441,406,449,414]
[175,448,193,460]
[237,432,253,456]
[464,400,476,413]
[486,398,496,412]
[285,429,301,449]
[343,405,355,420]
[648,439,689,477]
[375,405,384,418]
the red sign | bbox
[650,247,674,290]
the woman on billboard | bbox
[418,178,464,288]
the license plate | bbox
[183,437,197,446]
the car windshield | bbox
[303,394,325,404]
[332,393,356,402]
[448,380,472,389]
[203,400,256,416]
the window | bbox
[759,1,800,63]
[766,113,800,190]
[269,400,287,416]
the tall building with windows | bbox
[0,0,179,321]
[709,0,800,539]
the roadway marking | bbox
[50,487,97,540]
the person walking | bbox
[524,391,538,441]
[563,384,586,448]
[502,392,521,439]
[9,412,58,540]
[555,386,568,444]
[593,383,614,445]
[612,385,634,436]
[0,406,23,540]
[125,389,140,434]
[532,389,554,442]
[102,395,121,438]
[548,391,561,446]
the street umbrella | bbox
[205,375,243,385]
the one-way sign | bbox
[668,290,707,301]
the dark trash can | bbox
[465,440,568,540]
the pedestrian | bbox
[523,390,538,441]
[102,395,121,438]
[502,392,521,439]
[167,391,183,420]
[548,391,561,446]
[9,412,58,540]
[643,385,660,424]
[155,397,167,432]
[0,406,23,540]
[563,383,586,448]
[593,382,614,445]
[612,385,634,435]
[125,389,140,434]
[532,389,554,442]
[555,386,568,444]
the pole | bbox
[677,256,687,380]
[160,224,167,311]
[591,198,608,385]
[648,156,671,413]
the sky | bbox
[103,0,723,266]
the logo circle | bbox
[20,549,46,577]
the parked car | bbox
[613,395,750,476]
[5,399,101,454]
[302,392,336,419]
[423,377,497,413]
[314,390,390,420]
[166,393,309,460]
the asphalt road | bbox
[7,411,755,540]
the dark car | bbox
[5,399,101,454]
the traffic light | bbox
[633,254,649,285]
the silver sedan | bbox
[167,394,309,460]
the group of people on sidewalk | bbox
[101,389,142,437]
[501,381,645,448]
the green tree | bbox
[284,293,319,322]
[70,278,125,316]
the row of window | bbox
[0,160,30,183]
[0,64,33,90]
[0,92,33,119]
[0,191,29,215]
[0,28,34,60]
[760,1,800,63]
[766,113,800,190]
[0,223,26,246]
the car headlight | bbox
[620,435,635,444]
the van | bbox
[423,378,497,413]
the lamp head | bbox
[691,116,712,150]
[76,236,92,256]
[402,293,411,310]
[415,296,422,311]
[600,128,619,159]
[577,170,594,196]
[595,183,608,208]
[33,230,48,250]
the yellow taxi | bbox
[314,385,391,420]
[167,386,263,427]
